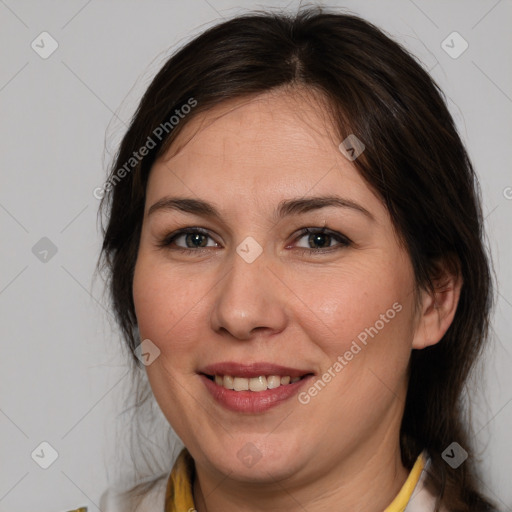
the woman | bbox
[97,7,497,512]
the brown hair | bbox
[98,7,497,511]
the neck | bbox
[193,425,409,512]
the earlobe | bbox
[411,263,463,350]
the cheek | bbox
[325,296,413,404]
[132,253,204,357]
[131,254,207,428]
[291,257,413,356]
[293,256,416,411]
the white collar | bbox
[404,452,449,512]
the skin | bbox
[132,88,461,512]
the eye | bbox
[291,227,351,254]
[157,226,351,255]
[157,227,220,253]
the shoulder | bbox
[99,474,168,512]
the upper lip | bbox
[199,362,314,379]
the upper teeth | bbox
[214,375,301,391]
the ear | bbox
[412,258,463,350]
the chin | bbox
[200,437,307,483]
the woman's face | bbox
[133,89,420,483]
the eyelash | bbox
[157,226,351,256]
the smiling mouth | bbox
[203,373,313,392]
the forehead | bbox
[146,89,379,214]
[162,89,338,161]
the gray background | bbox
[1,0,511,510]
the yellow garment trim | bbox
[383,452,426,512]
[164,448,425,512]
[165,448,196,512]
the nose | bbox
[209,244,288,341]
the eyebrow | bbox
[147,195,374,221]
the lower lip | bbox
[200,374,313,413]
